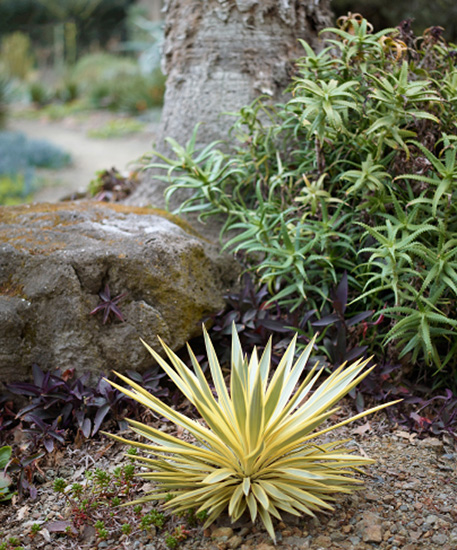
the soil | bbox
[7,111,160,203]
[1,411,456,550]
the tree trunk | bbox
[129,0,333,207]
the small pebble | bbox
[431,532,448,545]
[227,535,243,549]
[212,527,234,541]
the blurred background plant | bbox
[0,0,166,120]
[0,1,166,205]
[0,32,34,81]
[0,71,9,129]
[332,0,457,41]
[0,131,71,204]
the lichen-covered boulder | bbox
[0,201,239,386]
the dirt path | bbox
[8,112,160,202]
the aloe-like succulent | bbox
[106,326,396,540]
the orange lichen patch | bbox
[0,277,26,298]
[0,200,205,239]
[96,202,203,238]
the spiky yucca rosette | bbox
[105,326,397,540]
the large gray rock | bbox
[0,201,238,387]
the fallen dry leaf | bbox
[395,430,417,443]
[16,505,29,521]
[352,421,371,436]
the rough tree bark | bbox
[129,0,333,207]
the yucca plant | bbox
[105,326,396,541]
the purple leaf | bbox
[312,313,340,327]
[300,309,317,326]
[22,452,45,467]
[355,391,365,413]
[99,285,111,302]
[32,364,45,387]
[257,318,292,332]
[334,272,348,314]
[17,402,40,417]
[90,284,127,324]
[346,310,374,327]
[81,418,91,438]
[6,382,41,396]
[43,438,54,453]
[92,404,110,436]
[345,346,368,363]
[110,304,126,323]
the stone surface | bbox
[313,534,332,548]
[357,511,383,543]
[211,527,234,540]
[227,534,243,549]
[0,201,238,386]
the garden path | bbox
[7,111,160,202]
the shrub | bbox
[148,15,457,386]
[55,78,79,104]
[88,69,165,113]
[71,53,165,113]
[25,137,71,168]
[72,53,140,87]
[28,81,50,106]
[0,174,33,205]
[0,446,13,502]
[0,72,8,129]
[0,32,34,80]
[106,325,396,541]
[0,131,71,204]
[87,118,145,139]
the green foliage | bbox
[332,0,457,42]
[71,53,165,113]
[0,131,71,204]
[87,117,145,138]
[0,539,24,550]
[51,463,167,540]
[150,15,457,385]
[0,174,31,206]
[164,526,190,549]
[0,32,34,80]
[88,69,165,113]
[0,72,9,129]
[0,446,13,502]
[141,509,165,529]
[28,81,51,106]
[72,53,140,85]
[30,524,41,535]
[55,77,79,103]
[165,534,179,549]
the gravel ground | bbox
[7,111,159,202]
[1,413,456,550]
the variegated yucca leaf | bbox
[105,326,397,541]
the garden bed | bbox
[1,413,456,550]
